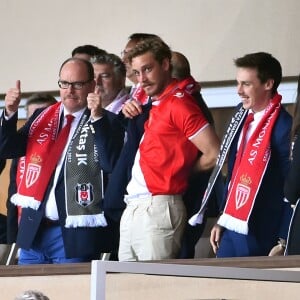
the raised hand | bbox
[5,80,21,116]
[87,85,103,120]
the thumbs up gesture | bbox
[87,85,103,120]
[5,80,22,117]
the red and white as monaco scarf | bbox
[11,102,62,210]
[218,93,282,234]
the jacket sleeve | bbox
[0,109,42,159]
[273,110,293,239]
[0,111,27,158]
[284,133,300,205]
[90,110,124,173]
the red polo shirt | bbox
[127,80,208,196]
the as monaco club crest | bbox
[26,154,42,188]
[235,174,252,209]
[76,183,94,207]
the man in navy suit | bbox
[210,52,292,257]
[0,57,124,264]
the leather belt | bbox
[41,218,60,227]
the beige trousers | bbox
[118,195,187,261]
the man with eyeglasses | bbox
[91,53,128,114]
[0,57,124,264]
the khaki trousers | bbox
[118,194,187,261]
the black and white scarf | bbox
[189,106,247,225]
[64,111,107,228]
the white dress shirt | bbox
[45,107,85,220]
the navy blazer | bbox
[104,102,152,221]
[221,104,292,251]
[6,157,19,243]
[284,130,300,204]
[284,130,300,255]
[0,107,124,258]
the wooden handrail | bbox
[2,255,300,277]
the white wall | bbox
[0,0,300,94]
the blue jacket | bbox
[221,104,292,251]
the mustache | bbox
[64,94,79,99]
[141,82,152,88]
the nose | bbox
[237,83,243,94]
[67,84,75,91]
[95,75,103,86]
[139,72,147,83]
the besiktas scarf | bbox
[64,111,106,228]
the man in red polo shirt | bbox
[118,38,220,261]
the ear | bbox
[161,58,171,72]
[264,79,274,91]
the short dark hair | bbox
[90,53,126,78]
[71,44,107,57]
[59,57,94,82]
[234,52,282,94]
[127,38,172,65]
[128,33,160,42]
[26,93,57,108]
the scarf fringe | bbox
[218,213,248,235]
[188,211,204,226]
[65,213,107,228]
[11,193,41,210]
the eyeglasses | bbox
[58,80,92,90]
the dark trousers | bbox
[217,229,264,257]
